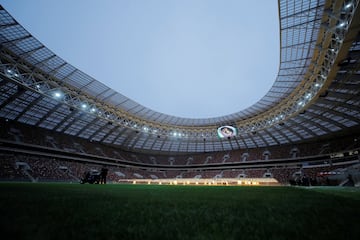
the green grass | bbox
[0,183,359,240]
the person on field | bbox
[100,166,108,184]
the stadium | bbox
[0,0,360,239]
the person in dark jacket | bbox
[100,167,108,184]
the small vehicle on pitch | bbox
[80,170,100,184]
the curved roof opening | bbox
[2,0,279,118]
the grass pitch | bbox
[0,183,359,240]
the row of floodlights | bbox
[7,68,324,139]
[51,89,190,137]
[4,69,182,138]
[291,0,351,113]
[2,70,206,138]
[263,81,321,127]
[6,69,19,77]
[52,90,97,112]
[4,69,118,122]
[130,180,260,186]
[329,1,355,29]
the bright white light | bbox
[14,73,19,77]
[315,83,321,87]
[338,22,346,28]
[172,132,182,137]
[305,93,312,99]
[345,2,352,9]
[90,107,96,113]
[81,103,87,109]
[53,92,62,98]
[298,101,304,106]
[6,69,12,74]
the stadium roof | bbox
[0,0,359,153]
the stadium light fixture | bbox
[53,91,63,99]
[6,68,21,78]
[344,2,353,9]
[337,21,347,28]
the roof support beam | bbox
[35,102,63,127]
[92,122,117,141]
[286,117,317,138]
[75,117,104,138]
[111,127,131,145]
[14,93,43,121]
[0,85,25,110]
[53,109,78,132]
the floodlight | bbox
[53,92,62,98]
[344,2,353,9]
[338,21,346,28]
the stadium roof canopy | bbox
[0,0,359,153]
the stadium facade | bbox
[0,0,359,185]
